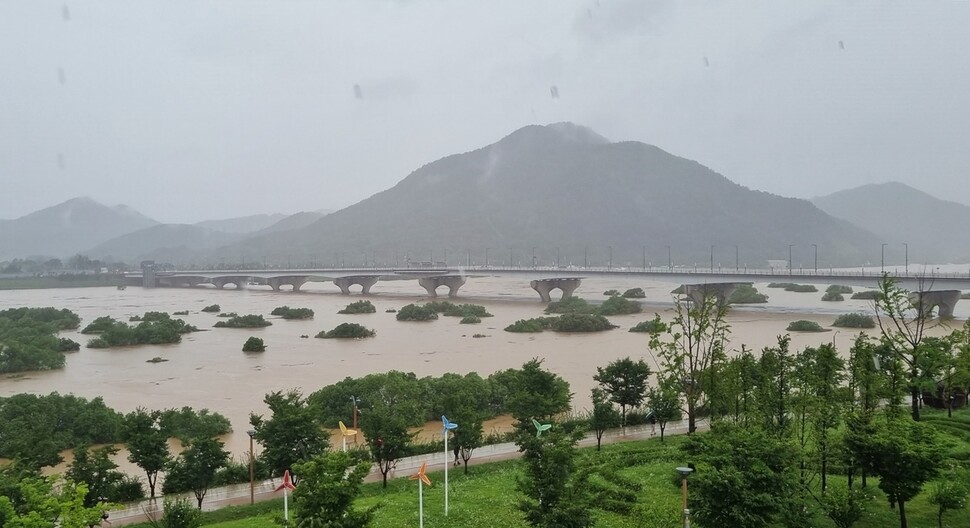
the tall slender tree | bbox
[124,408,170,499]
[593,357,651,428]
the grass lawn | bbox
[128,409,970,528]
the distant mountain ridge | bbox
[812,182,970,264]
[195,214,288,234]
[0,197,158,260]
[210,122,880,268]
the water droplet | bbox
[353,84,363,99]
[57,153,66,170]
[550,85,559,99]
[57,67,66,85]
[838,40,845,50]
[703,57,710,67]
[62,4,70,21]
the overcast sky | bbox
[1,0,968,223]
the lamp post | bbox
[350,396,361,443]
[247,429,257,504]
[666,245,672,270]
[788,244,794,276]
[881,243,887,273]
[710,245,714,272]
[585,246,588,270]
[509,247,513,268]
[734,245,739,272]
[903,242,908,274]
[677,466,693,528]
[555,247,560,269]
[642,245,647,271]
[532,246,537,268]
[608,246,613,270]
[485,247,489,267]
[812,244,818,273]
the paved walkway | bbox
[108,418,706,526]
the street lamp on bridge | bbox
[812,244,818,273]
[903,242,909,274]
[788,244,794,276]
[881,243,888,273]
[608,246,613,270]
[666,245,672,270]
[710,245,714,272]
[734,245,739,272]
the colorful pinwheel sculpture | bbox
[338,420,357,452]
[410,462,432,528]
[442,415,459,515]
[532,418,552,438]
[274,469,296,523]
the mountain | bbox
[195,213,288,234]
[252,211,330,236]
[86,224,244,264]
[812,182,970,264]
[212,122,879,268]
[0,197,158,260]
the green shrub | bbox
[173,310,189,316]
[603,289,621,297]
[833,313,875,328]
[551,313,617,332]
[851,290,883,300]
[201,304,220,313]
[821,292,844,302]
[826,285,853,294]
[728,284,768,304]
[270,306,314,320]
[338,300,377,314]
[385,308,397,313]
[545,296,596,314]
[622,288,646,298]
[81,316,116,334]
[598,295,643,315]
[460,316,481,324]
[767,283,797,289]
[58,338,81,352]
[316,323,376,338]
[85,316,197,348]
[629,319,667,333]
[213,314,272,328]
[242,337,266,352]
[396,304,438,321]
[159,498,203,528]
[424,301,493,318]
[217,312,238,318]
[786,320,826,332]
[504,318,556,333]
[785,284,818,293]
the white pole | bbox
[283,488,289,524]
[419,479,424,528]
[444,431,449,516]
[342,436,347,452]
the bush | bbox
[113,475,146,503]
[851,290,883,300]
[629,319,666,333]
[385,309,397,313]
[270,306,314,320]
[833,313,876,328]
[81,316,117,334]
[551,313,617,332]
[603,289,621,297]
[173,310,189,315]
[201,304,220,313]
[729,284,768,304]
[460,316,481,324]
[157,498,202,528]
[622,288,646,299]
[213,314,272,328]
[58,337,81,352]
[242,337,266,352]
[826,285,853,294]
[504,318,556,333]
[86,316,197,348]
[217,312,238,318]
[338,300,377,314]
[545,296,596,315]
[424,301,493,318]
[821,292,844,302]
[396,304,438,321]
[786,320,826,332]
[598,295,642,315]
[316,323,376,339]
[785,284,818,293]
[767,283,796,289]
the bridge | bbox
[126,265,970,314]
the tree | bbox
[144,498,202,528]
[589,388,620,451]
[250,390,329,477]
[359,404,412,488]
[685,422,802,528]
[242,336,265,352]
[290,451,373,528]
[124,409,171,499]
[504,359,572,428]
[803,343,846,493]
[719,346,759,425]
[65,445,136,506]
[755,335,795,437]
[516,428,593,528]
[852,419,946,528]
[163,437,229,508]
[646,379,681,442]
[928,474,969,528]
[0,475,107,528]
[648,293,730,433]
[873,275,938,421]
[429,373,487,473]
[816,483,870,528]
[593,357,651,428]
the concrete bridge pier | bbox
[910,290,962,318]
[211,277,245,290]
[418,276,467,298]
[267,276,308,292]
[333,276,380,295]
[530,278,582,303]
[683,283,747,309]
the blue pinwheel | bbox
[532,418,552,437]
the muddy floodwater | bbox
[2,274,966,465]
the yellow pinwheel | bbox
[410,462,432,528]
[338,421,357,452]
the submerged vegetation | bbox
[86,313,199,348]
[270,306,315,320]
[727,284,768,303]
[213,314,272,328]
[786,320,826,332]
[338,300,377,314]
[0,307,81,373]
[316,323,376,339]
[832,313,876,328]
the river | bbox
[1,274,966,471]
